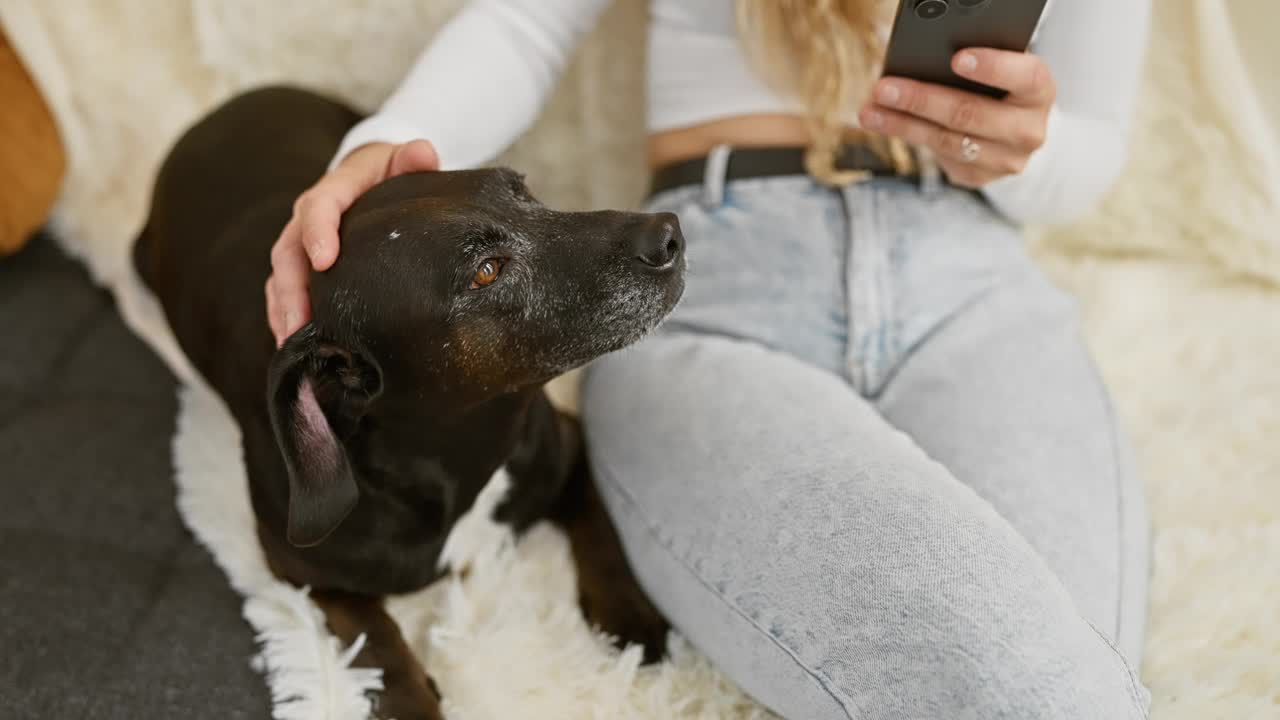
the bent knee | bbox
[836,576,1151,719]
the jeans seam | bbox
[589,455,861,720]
[1091,355,1150,720]
[1075,336,1148,716]
[1096,364,1129,648]
[1084,620,1150,718]
[866,278,1006,402]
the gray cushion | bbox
[0,234,270,719]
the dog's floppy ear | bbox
[267,325,382,547]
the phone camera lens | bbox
[915,0,949,20]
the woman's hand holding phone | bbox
[858,47,1055,189]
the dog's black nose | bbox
[630,213,684,270]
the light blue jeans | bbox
[580,170,1151,719]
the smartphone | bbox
[881,0,1050,98]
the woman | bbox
[268,1,1153,717]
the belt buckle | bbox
[843,134,915,182]
[861,133,943,195]
[829,143,874,186]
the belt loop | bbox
[916,146,943,197]
[701,143,733,208]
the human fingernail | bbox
[862,109,885,129]
[878,83,901,106]
[284,310,298,331]
[956,53,978,74]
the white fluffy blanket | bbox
[3,1,1278,717]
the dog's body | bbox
[135,87,678,719]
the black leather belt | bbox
[648,145,920,198]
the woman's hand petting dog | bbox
[267,139,439,345]
[859,48,1055,189]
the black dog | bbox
[134,86,680,720]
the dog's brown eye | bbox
[470,258,504,289]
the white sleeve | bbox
[332,0,613,171]
[981,0,1152,226]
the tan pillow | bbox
[0,23,64,257]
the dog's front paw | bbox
[371,670,444,720]
[580,586,670,665]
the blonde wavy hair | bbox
[735,0,900,185]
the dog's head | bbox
[267,168,685,547]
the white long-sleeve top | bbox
[335,0,1151,226]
